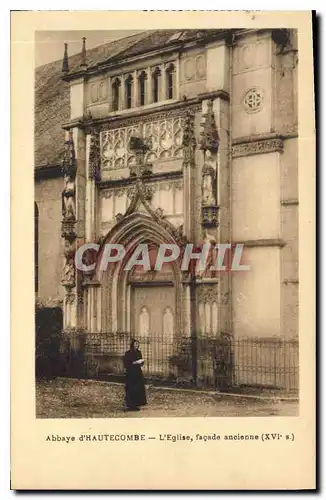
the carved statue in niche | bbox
[139,306,149,336]
[163,307,174,339]
[62,134,77,221]
[202,150,217,207]
[199,100,220,228]
[62,172,76,220]
[196,229,217,279]
[199,99,219,152]
[63,239,76,284]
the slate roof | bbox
[35,29,227,169]
[35,31,150,168]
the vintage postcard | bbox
[11,10,315,490]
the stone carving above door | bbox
[101,123,142,171]
[100,116,184,171]
[99,178,184,236]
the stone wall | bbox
[35,177,64,306]
[230,29,298,341]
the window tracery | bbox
[125,75,133,109]
[112,78,121,111]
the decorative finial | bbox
[80,37,87,69]
[62,43,69,73]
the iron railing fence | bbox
[58,331,299,393]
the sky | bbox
[35,30,142,67]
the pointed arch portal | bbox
[97,212,186,375]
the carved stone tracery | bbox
[100,116,184,171]
[89,129,101,181]
[182,108,196,168]
[232,137,284,158]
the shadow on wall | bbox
[35,305,63,379]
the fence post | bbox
[190,276,197,384]
[273,340,277,388]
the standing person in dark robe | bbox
[123,340,147,412]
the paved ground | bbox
[36,377,298,418]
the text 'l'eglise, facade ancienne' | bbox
[35,29,298,387]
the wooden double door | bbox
[131,284,175,376]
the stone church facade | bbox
[35,29,298,388]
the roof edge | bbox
[62,29,237,83]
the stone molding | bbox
[98,169,182,190]
[62,90,229,132]
[232,137,284,158]
[234,238,286,248]
[281,199,299,206]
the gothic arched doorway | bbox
[128,244,176,375]
[98,212,185,377]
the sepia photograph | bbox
[34,27,300,419]
[10,9,316,490]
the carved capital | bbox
[197,285,218,304]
